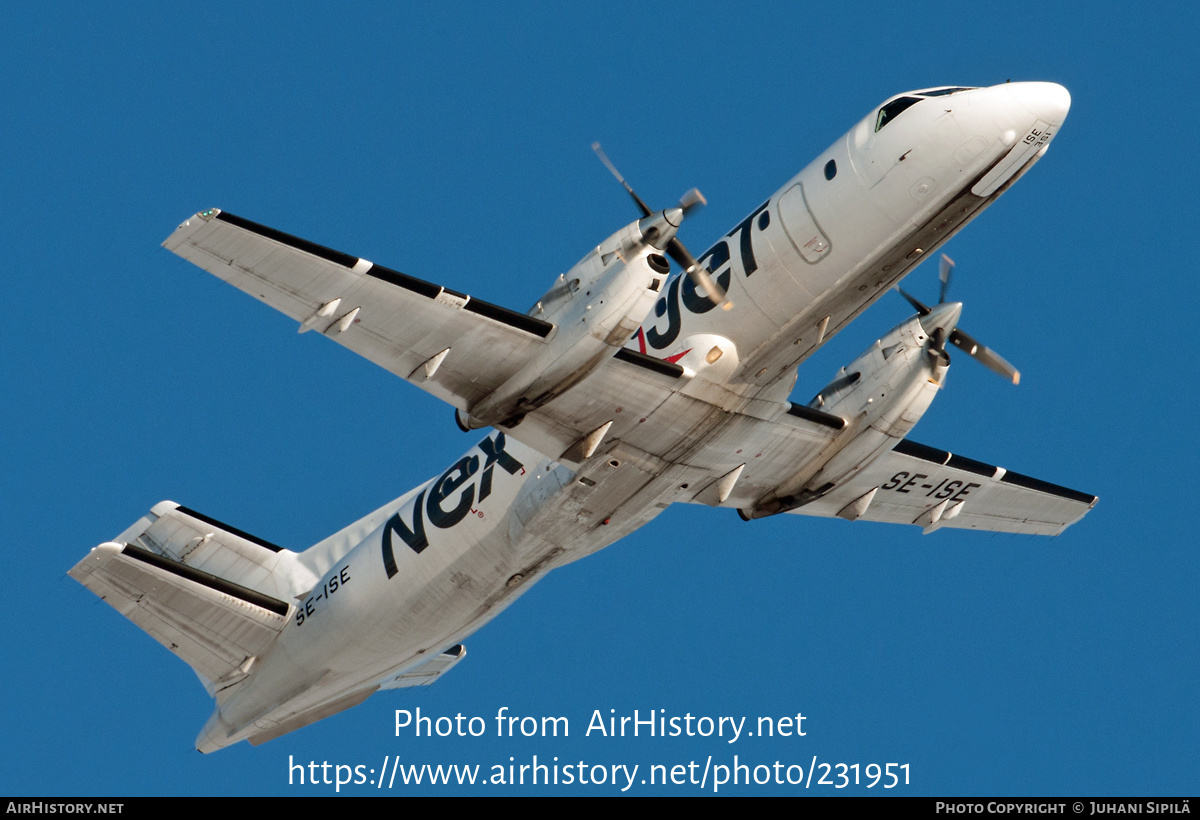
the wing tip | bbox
[162,209,221,250]
[68,541,124,582]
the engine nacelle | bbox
[744,311,947,518]
[811,312,945,432]
[457,211,679,430]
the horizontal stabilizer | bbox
[227,647,468,749]
[70,542,289,693]
[70,501,318,695]
[112,501,319,600]
[244,687,377,749]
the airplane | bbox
[69,81,1095,753]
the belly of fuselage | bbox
[208,433,697,739]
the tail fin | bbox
[69,501,318,697]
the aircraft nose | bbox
[1004,81,1071,127]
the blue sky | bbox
[3,3,1196,796]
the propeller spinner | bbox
[592,143,731,310]
[897,254,1020,385]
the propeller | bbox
[592,143,731,310]
[896,254,1020,385]
[938,253,954,304]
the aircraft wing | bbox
[161,210,1096,538]
[163,210,555,414]
[784,439,1097,535]
[163,209,846,467]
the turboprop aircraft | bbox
[70,81,1095,752]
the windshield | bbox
[874,87,978,131]
[915,86,975,97]
[875,96,921,131]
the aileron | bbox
[999,468,1097,505]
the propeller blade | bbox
[667,237,732,309]
[898,254,1017,384]
[591,142,652,217]
[591,144,726,308]
[949,328,1021,385]
[938,254,955,304]
[896,287,932,316]
[678,187,707,217]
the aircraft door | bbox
[777,183,831,264]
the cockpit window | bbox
[875,96,922,131]
[874,87,979,132]
[917,86,975,97]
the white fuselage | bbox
[633,82,1066,394]
[197,82,1070,751]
